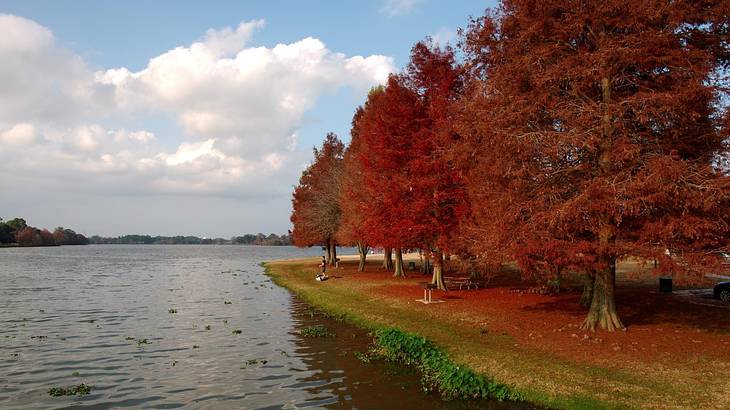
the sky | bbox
[0,0,496,238]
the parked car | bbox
[713,282,730,302]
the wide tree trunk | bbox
[431,250,447,290]
[383,248,393,271]
[581,256,624,331]
[393,248,406,277]
[357,241,368,272]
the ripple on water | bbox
[0,245,529,410]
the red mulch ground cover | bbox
[330,260,730,368]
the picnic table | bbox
[444,276,481,290]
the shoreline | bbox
[264,255,730,409]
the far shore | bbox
[264,253,730,409]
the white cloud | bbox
[98,35,392,161]
[0,123,37,145]
[0,15,395,202]
[380,0,425,17]
[430,27,456,47]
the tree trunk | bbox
[580,76,624,331]
[579,272,595,307]
[393,248,405,277]
[431,250,447,290]
[581,256,624,331]
[329,243,337,267]
[357,241,368,272]
[383,248,393,271]
[421,250,431,275]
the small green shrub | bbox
[300,325,334,338]
[168,309,178,314]
[232,329,242,335]
[48,383,91,397]
[372,328,522,401]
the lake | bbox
[0,245,521,409]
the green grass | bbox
[372,327,522,401]
[263,259,721,409]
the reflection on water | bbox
[0,245,527,409]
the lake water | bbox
[0,245,523,409]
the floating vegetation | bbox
[31,335,48,340]
[137,338,151,346]
[71,371,80,377]
[172,360,178,367]
[300,325,334,338]
[224,301,232,305]
[232,329,242,335]
[223,320,228,324]
[205,325,211,330]
[193,345,200,349]
[354,351,373,364]
[168,309,178,314]
[48,383,91,397]
[241,358,268,368]
[125,337,135,340]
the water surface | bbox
[0,245,524,409]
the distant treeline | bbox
[88,233,293,246]
[0,217,89,247]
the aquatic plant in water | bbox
[168,309,178,314]
[48,383,91,397]
[300,325,334,338]
[232,329,242,335]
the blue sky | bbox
[0,0,496,237]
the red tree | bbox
[460,0,730,330]
[337,104,373,271]
[290,133,345,266]
[356,41,467,284]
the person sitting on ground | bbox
[316,255,328,281]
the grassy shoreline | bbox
[264,257,730,409]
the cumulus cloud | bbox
[99,35,392,160]
[0,14,395,201]
[380,0,425,17]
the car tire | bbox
[720,290,730,303]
